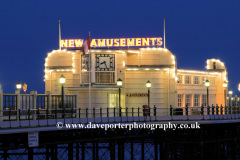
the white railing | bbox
[0,89,77,122]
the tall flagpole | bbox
[89,32,92,111]
[59,20,61,50]
[163,18,166,49]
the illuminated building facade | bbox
[177,59,228,108]
[44,37,228,111]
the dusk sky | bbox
[0,0,240,95]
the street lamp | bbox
[23,83,27,94]
[16,82,22,90]
[117,78,122,116]
[59,75,65,108]
[205,80,210,106]
[229,90,233,107]
[238,83,240,106]
[223,81,228,106]
[146,80,151,107]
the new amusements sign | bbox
[61,37,163,48]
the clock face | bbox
[81,54,89,71]
[95,54,115,71]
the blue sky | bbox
[0,0,240,95]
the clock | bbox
[81,54,89,71]
[95,54,115,71]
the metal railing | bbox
[3,95,17,110]
[1,94,77,110]
[1,105,240,129]
[36,95,48,109]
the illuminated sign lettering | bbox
[61,37,162,48]
[126,93,148,97]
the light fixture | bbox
[117,78,122,116]
[146,80,151,107]
[204,80,210,106]
[146,80,151,88]
[223,81,228,88]
[59,75,66,84]
[117,78,123,87]
[204,80,210,87]
[16,82,22,90]
[223,81,228,106]
[229,90,233,107]
[59,75,66,109]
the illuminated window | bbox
[194,95,200,107]
[194,76,199,84]
[109,94,117,117]
[178,94,183,107]
[177,75,183,84]
[185,76,190,84]
[202,95,207,106]
[95,72,115,84]
[185,94,192,107]
[202,77,206,85]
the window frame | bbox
[178,94,183,107]
[202,94,207,107]
[185,76,191,84]
[177,75,183,84]
[202,77,206,85]
[185,94,192,107]
[194,94,200,107]
[194,76,199,85]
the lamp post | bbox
[117,78,122,116]
[146,80,151,107]
[59,75,66,108]
[205,80,210,106]
[223,81,228,106]
[238,83,240,93]
[23,83,27,94]
[238,83,240,106]
[229,90,233,107]
[15,82,22,114]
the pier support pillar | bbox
[118,142,124,160]
[68,143,73,160]
[28,147,33,160]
